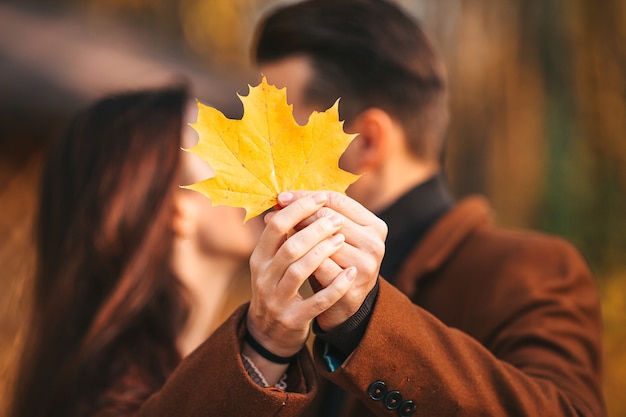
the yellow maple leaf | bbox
[183,76,361,222]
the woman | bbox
[9,86,358,417]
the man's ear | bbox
[342,108,395,173]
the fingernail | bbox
[331,233,345,246]
[278,192,294,205]
[312,193,327,204]
[346,266,357,281]
[330,215,343,227]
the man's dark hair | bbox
[253,0,449,160]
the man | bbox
[251,0,605,416]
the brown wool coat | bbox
[138,304,318,417]
[309,197,605,417]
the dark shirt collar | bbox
[377,172,455,282]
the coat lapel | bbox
[393,196,493,296]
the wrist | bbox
[316,277,379,332]
[242,343,291,388]
[315,279,379,355]
[245,311,306,358]
[244,329,299,364]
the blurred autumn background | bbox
[0,0,624,415]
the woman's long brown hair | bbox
[11,87,190,417]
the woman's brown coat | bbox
[138,304,318,417]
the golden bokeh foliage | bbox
[179,0,255,68]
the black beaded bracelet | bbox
[244,330,298,364]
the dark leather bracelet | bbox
[244,330,298,364]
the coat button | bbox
[367,381,387,401]
[384,390,402,410]
[398,400,416,417]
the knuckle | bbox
[362,256,379,275]
[251,279,265,295]
[373,239,385,257]
[317,207,336,218]
[295,196,314,212]
[327,191,347,210]
[267,215,290,236]
[312,293,332,312]
[249,252,262,269]
[378,219,389,238]
[313,217,332,236]
[285,262,305,281]
[309,243,324,261]
[372,218,388,239]
[282,239,301,259]
[318,258,335,275]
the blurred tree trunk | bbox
[440,1,547,230]
[417,1,547,227]
[417,0,626,274]
[565,0,626,271]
